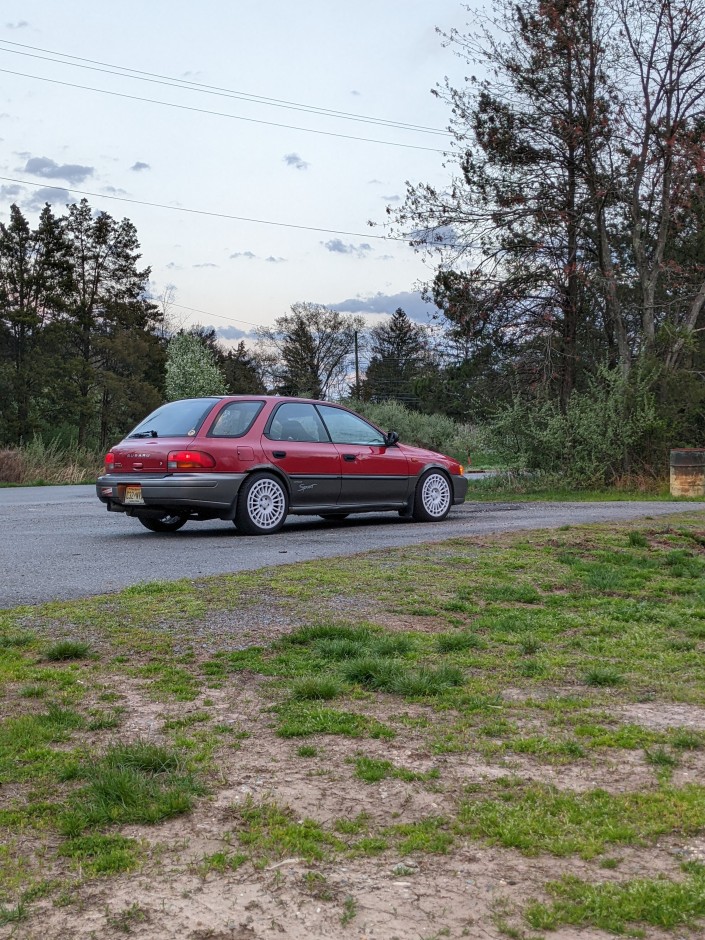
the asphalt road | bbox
[2,484,704,609]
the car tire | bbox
[136,513,188,533]
[319,513,350,522]
[412,470,452,523]
[236,472,289,535]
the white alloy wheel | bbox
[237,473,289,534]
[413,471,452,522]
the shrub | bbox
[484,364,667,486]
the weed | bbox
[45,640,91,662]
[340,895,357,926]
[234,799,343,863]
[628,531,649,548]
[583,666,624,687]
[296,745,318,757]
[276,703,394,739]
[435,632,483,652]
[198,851,247,874]
[290,676,344,701]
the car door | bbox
[261,402,341,509]
[316,405,410,507]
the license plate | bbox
[124,485,145,505]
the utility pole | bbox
[354,330,360,398]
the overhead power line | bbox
[0,175,409,241]
[0,39,450,137]
[0,66,451,154]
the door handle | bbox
[343,454,357,462]
[272,451,286,458]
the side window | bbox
[208,401,263,437]
[268,403,329,442]
[317,406,385,445]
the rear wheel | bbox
[236,473,288,535]
[136,513,188,533]
[412,470,452,522]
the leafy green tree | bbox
[256,302,363,399]
[164,331,227,400]
[0,204,69,443]
[361,308,432,406]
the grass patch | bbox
[526,867,705,932]
[458,781,705,858]
[276,703,395,740]
[44,640,91,662]
[58,741,201,837]
[57,834,140,875]
[234,799,343,863]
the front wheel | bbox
[136,513,188,533]
[236,473,289,535]
[412,470,452,522]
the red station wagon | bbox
[96,396,468,535]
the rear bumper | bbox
[453,474,469,504]
[96,472,247,518]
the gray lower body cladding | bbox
[96,473,247,519]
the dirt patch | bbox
[616,702,705,731]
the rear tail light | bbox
[104,452,116,472]
[167,450,216,470]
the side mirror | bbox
[384,430,399,447]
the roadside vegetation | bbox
[2,512,705,936]
[0,438,100,486]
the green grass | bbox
[58,742,201,837]
[276,703,395,739]
[57,834,140,875]
[234,799,343,863]
[526,867,705,932]
[458,781,705,858]
[352,754,440,784]
[44,640,91,662]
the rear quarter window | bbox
[208,401,264,437]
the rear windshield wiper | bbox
[129,430,158,438]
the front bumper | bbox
[453,474,469,504]
[96,472,247,519]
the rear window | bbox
[208,401,264,438]
[126,398,220,439]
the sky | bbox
[0,1,470,345]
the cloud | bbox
[283,152,309,170]
[351,90,361,96]
[230,250,257,260]
[214,325,253,341]
[193,262,219,268]
[382,194,401,202]
[5,20,28,28]
[131,161,150,172]
[165,261,183,270]
[368,179,383,185]
[103,186,127,195]
[0,184,22,200]
[24,186,73,211]
[328,290,435,322]
[23,156,93,184]
[265,256,286,263]
[323,239,373,258]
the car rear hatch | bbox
[110,439,182,474]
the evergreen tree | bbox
[361,308,431,406]
[0,204,69,443]
[55,199,164,446]
[223,341,266,394]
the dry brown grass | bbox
[0,439,101,485]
